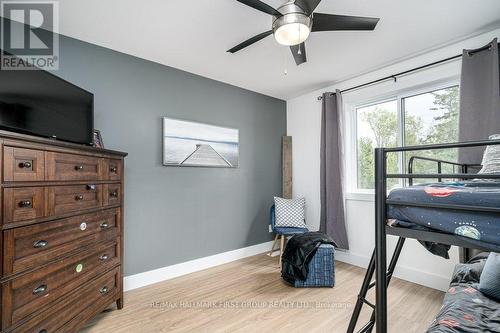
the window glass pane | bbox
[356,100,398,190]
[403,86,460,183]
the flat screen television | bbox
[0,68,94,145]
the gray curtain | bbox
[319,90,349,250]
[459,38,500,164]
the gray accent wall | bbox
[53,35,286,276]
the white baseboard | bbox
[124,241,274,292]
[335,251,451,291]
[124,241,450,293]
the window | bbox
[354,85,459,191]
[402,86,460,175]
[356,100,398,190]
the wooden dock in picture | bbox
[181,144,232,167]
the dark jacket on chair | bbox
[281,232,336,284]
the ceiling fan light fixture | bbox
[274,23,310,46]
[272,11,311,46]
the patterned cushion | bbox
[274,197,307,228]
[479,252,500,301]
[274,227,309,235]
[478,134,500,175]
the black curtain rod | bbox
[317,41,499,100]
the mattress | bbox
[387,181,500,246]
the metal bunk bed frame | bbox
[347,139,500,333]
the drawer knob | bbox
[86,184,96,191]
[80,222,87,231]
[75,195,84,201]
[99,254,109,261]
[33,240,48,248]
[19,200,32,208]
[100,286,109,295]
[19,161,32,169]
[110,166,118,173]
[33,284,47,295]
[100,222,109,229]
[110,191,118,198]
[75,165,84,171]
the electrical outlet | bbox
[268,224,272,233]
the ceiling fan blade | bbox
[311,13,380,32]
[227,30,273,53]
[236,0,282,17]
[290,43,307,66]
[294,0,322,15]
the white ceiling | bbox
[57,0,500,100]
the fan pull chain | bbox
[283,47,288,75]
[297,24,302,55]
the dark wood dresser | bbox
[0,130,127,333]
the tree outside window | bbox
[356,86,459,190]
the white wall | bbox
[287,28,500,291]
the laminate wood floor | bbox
[81,254,445,333]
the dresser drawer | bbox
[3,147,45,182]
[103,183,121,206]
[3,208,121,276]
[104,158,123,181]
[2,240,120,327]
[10,267,120,333]
[45,152,102,181]
[47,184,103,216]
[3,187,46,223]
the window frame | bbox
[347,80,460,196]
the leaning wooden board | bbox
[282,136,292,199]
[0,129,127,333]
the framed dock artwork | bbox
[162,117,239,168]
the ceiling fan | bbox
[227,0,380,66]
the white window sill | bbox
[345,192,375,202]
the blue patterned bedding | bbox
[387,182,500,247]
[427,254,500,332]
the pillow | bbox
[274,197,307,228]
[478,134,500,174]
[478,252,500,301]
[451,259,486,285]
